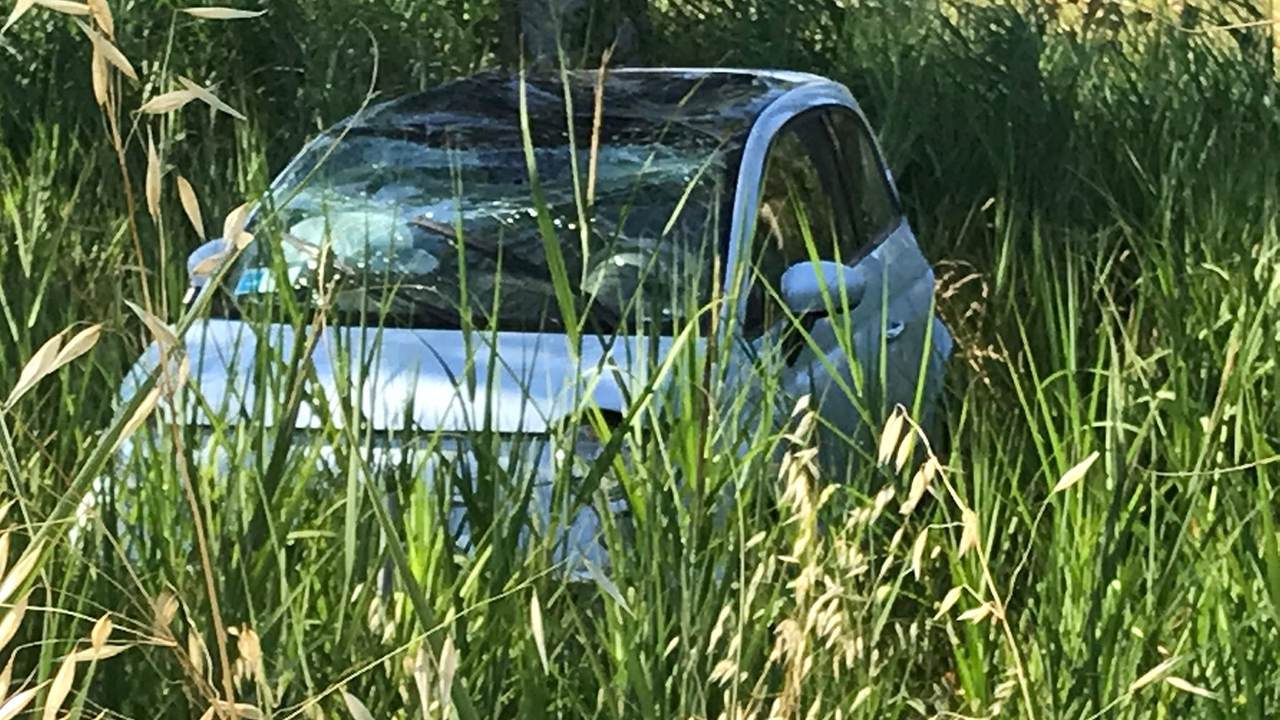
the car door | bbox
[741,105,949,478]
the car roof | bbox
[333,68,834,150]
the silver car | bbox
[117,68,952,576]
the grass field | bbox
[2,0,1279,718]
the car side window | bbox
[744,110,848,339]
[824,108,899,258]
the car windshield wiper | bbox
[334,279,467,330]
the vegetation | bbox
[1,0,1279,718]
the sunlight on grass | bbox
[1,0,1277,718]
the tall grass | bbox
[2,1,1279,718]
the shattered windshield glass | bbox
[231,112,731,334]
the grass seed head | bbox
[90,613,112,649]
[893,429,916,472]
[958,509,980,557]
[76,19,135,80]
[530,592,548,674]
[935,586,964,619]
[139,89,198,115]
[34,0,89,16]
[0,542,42,606]
[179,77,246,120]
[911,528,928,579]
[0,686,39,720]
[1129,657,1178,692]
[1052,451,1100,494]
[181,7,266,20]
[90,47,108,105]
[877,407,906,466]
[40,652,76,720]
[2,0,36,34]
[145,134,162,221]
[152,590,179,632]
[0,654,12,701]
[176,175,205,239]
[86,0,110,35]
[6,329,67,408]
[438,636,458,710]
[0,595,27,654]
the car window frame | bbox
[724,83,906,338]
[741,107,851,339]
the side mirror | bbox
[184,237,231,302]
[780,260,866,316]
[187,238,231,287]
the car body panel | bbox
[124,319,686,432]
[777,222,952,474]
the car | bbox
[116,68,952,577]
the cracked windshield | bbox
[231,117,728,334]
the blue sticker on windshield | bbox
[234,268,272,295]
[234,266,306,295]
